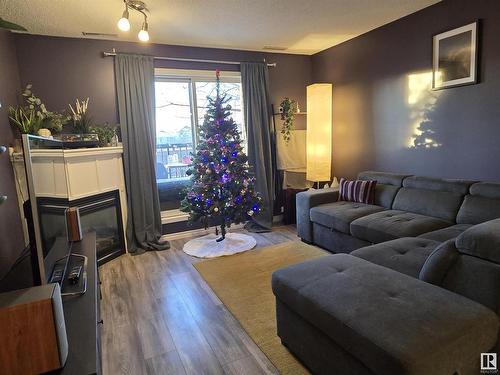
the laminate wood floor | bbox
[100,225,300,375]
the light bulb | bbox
[117,7,130,31]
[117,17,130,31]
[138,29,149,42]
[138,20,149,42]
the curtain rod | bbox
[102,51,277,67]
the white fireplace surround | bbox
[11,146,128,252]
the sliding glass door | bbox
[154,70,244,217]
[155,78,195,212]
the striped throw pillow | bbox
[338,178,377,204]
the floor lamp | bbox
[306,83,332,188]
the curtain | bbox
[114,53,169,253]
[241,62,274,231]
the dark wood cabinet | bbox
[56,232,101,375]
[283,188,307,225]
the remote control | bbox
[68,266,82,285]
[50,269,64,283]
[50,263,66,283]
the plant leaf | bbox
[0,17,27,31]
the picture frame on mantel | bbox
[432,21,478,90]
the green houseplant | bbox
[21,84,70,134]
[8,106,43,135]
[91,124,117,147]
[8,84,69,136]
[279,97,298,143]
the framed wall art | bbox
[432,21,478,90]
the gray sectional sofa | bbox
[272,171,500,374]
[297,171,500,253]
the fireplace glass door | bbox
[38,190,125,266]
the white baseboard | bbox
[161,223,245,241]
[161,209,189,224]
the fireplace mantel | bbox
[11,146,128,253]
[13,146,126,200]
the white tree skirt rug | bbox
[183,232,257,258]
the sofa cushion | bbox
[357,171,408,186]
[470,182,500,199]
[310,201,385,234]
[272,254,499,375]
[402,176,473,195]
[456,218,500,264]
[352,237,439,278]
[350,210,452,243]
[457,182,500,224]
[391,176,473,222]
[418,224,472,242]
[358,171,408,208]
[419,240,460,285]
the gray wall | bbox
[0,30,25,280]
[14,35,311,130]
[312,0,500,181]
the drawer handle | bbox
[97,319,104,325]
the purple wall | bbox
[312,0,500,181]
[0,30,25,280]
[14,35,311,130]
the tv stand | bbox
[56,232,101,374]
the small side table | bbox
[283,188,308,225]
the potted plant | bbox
[8,106,43,135]
[91,123,117,147]
[69,98,93,134]
[62,98,99,148]
[279,97,298,143]
[8,84,69,138]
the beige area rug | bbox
[194,241,327,375]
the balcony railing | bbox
[156,142,192,180]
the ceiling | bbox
[1,0,440,55]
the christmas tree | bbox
[180,71,261,241]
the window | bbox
[154,69,245,214]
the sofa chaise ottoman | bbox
[273,218,500,375]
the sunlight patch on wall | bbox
[407,71,442,149]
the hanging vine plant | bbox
[279,97,298,143]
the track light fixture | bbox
[138,17,149,42]
[117,5,130,31]
[117,0,150,42]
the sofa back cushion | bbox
[444,253,500,354]
[358,171,408,209]
[420,225,500,352]
[457,182,500,224]
[456,218,500,265]
[392,176,473,222]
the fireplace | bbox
[37,190,125,265]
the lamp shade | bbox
[306,83,332,182]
